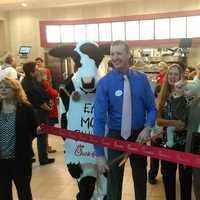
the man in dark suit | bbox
[21,61,55,165]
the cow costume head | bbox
[49,41,109,95]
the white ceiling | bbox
[0,0,134,11]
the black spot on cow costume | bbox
[49,41,110,200]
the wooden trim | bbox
[40,21,48,48]
[44,38,200,49]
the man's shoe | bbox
[40,158,55,166]
[48,149,57,153]
[48,146,57,153]
[149,178,157,185]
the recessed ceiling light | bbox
[21,3,28,7]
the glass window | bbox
[45,14,200,45]
[125,21,139,40]
[46,25,61,43]
[74,24,86,42]
[112,22,125,40]
[140,20,154,40]
[170,17,186,38]
[86,24,99,41]
[187,16,200,38]
[60,25,74,43]
[155,18,170,39]
[99,23,112,41]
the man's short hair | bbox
[23,61,36,76]
[35,57,43,63]
[111,40,130,53]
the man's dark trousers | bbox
[107,129,147,200]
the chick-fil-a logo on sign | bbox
[74,144,96,158]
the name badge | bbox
[115,90,123,97]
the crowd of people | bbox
[0,40,200,200]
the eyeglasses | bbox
[0,84,13,90]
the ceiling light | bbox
[21,3,28,7]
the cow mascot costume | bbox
[49,41,109,200]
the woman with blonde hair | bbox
[156,63,200,200]
[0,77,38,200]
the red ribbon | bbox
[40,124,200,168]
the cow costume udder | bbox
[49,41,109,200]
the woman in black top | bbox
[0,77,38,200]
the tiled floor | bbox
[13,135,194,200]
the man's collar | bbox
[113,68,131,78]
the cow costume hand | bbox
[72,91,81,101]
[96,156,109,174]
